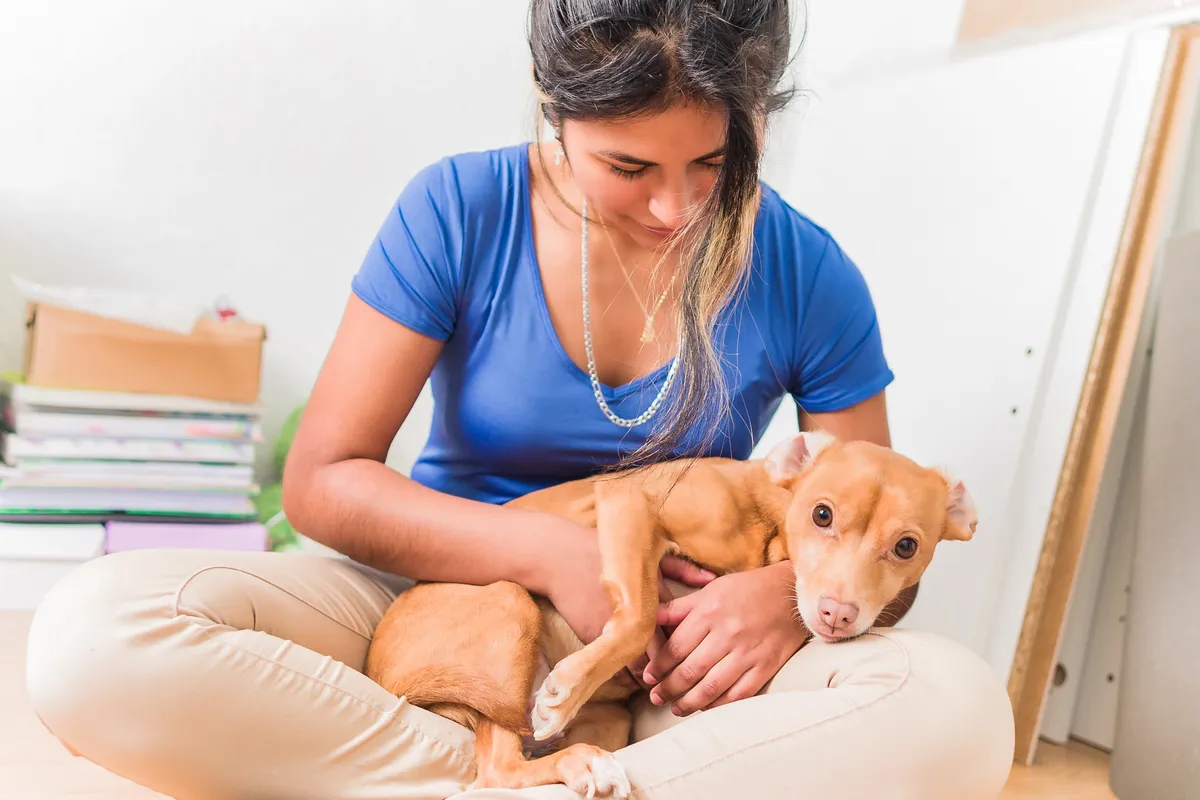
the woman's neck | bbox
[529,140,682,292]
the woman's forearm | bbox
[282,458,570,597]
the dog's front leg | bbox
[533,481,663,741]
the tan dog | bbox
[365,431,977,797]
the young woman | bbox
[27,1,1015,797]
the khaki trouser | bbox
[25,549,1015,799]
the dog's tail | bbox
[399,665,533,735]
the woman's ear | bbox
[764,430,836,487]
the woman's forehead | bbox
[569,104,728,159]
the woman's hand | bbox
[626,559,712,686]
[544,525,715,646]
[641,560,808,715]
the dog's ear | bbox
[939,469,978,541]
[765,430,836,486]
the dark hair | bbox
[528,0,799,466]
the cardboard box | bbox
[23,302,266,403]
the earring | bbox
[553,126,564,167]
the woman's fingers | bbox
[643,594,705,681]
[705,664,770,711]
[653,645,736,714]
[655,590,701,628]
[659,555,715,588]
[628,626,666,688]
[646,623,718,700]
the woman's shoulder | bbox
[351,144,532,341]
[747,182,871,319]
[402,142,530,210]
[752,182,841,270]
[748,184,892,411]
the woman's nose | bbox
[647,180,698,230]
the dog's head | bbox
[764,431,977,642]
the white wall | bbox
[0,0,536,477]
[0,0,965,479]
[761,1,966,200]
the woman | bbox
[26,1,1015,798]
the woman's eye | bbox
[607,163,646,180]
[894,537,918,560]
[812,503,833,529]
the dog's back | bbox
[507,457,792,573]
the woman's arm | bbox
[282,296,626,640]
[284,295,563,593]
[800,390,891,447]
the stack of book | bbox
[0,293,272,609]
[0,381,261,523]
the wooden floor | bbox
[1004,739,1116,799]
[1,610,1115,798]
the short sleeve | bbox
[790,235,894,414]
[351,159,465,341]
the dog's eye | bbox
[812,503,833,528]
[894,537,918,560]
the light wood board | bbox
[958,0,1200,43]
[1006,23,1200,765]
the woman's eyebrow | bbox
[597,145,728,166]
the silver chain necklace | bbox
[581,199,679,428]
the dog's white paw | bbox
[590,754,632,798]
[532,670,575,740]
[537,669,565,709]
[566,753,631,799]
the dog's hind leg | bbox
[473,716,631,799]
[558,701,632,752]
[532,482,664,741]
[366,581,541,734]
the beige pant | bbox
[26,549,1015,799]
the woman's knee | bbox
[766,629,1014,798]
[868,629,1016,798]
[26,551,178,751]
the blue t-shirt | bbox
[352,143,893,505]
